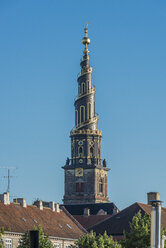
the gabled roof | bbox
[88,202,166,236]
[62,202,118,216]
[0,202,87,239]
[74,215,111,229]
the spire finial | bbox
[84,22,89,37]
[82,22,90,54]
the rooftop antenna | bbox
[0,167,17,193]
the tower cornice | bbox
[70,129,102,137]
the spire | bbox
[73,24,98,131]
[63,26,110,205]
[82,23,90,55]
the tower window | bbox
[78,146,83,157]
[87,80,90,91]
[88,102,91,119]
[79,146,83,154]
[82,83,85,94]
[98,148,101,158]
[90,147,94,157]
[76,183,84,192]
[75,110,78,126]
[99,179,103,193]
[80,106,85,123]
[72,146,74,157]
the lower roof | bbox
[0,202,87,239]
[74,215,111,229]
[88,202,166,236]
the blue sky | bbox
[0,0,166,210]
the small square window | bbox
[5,239,12,248]
[66,245,71,248]
[53,243,61,248]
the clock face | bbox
[75,168,83,177]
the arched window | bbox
[72,146,74,157]
[90,147,94,157]
[99,179,103,193]
[79,146,83,154]
[75,110,78,126]
[98,147,101,158]
[87,81,90,91]
[78,85,80,96]
[80,106,85,123]
[78,146,83,157]
[88,103,91,119]
[82,83,85,94]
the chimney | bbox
[49,201,55,211]
[84,208,90,217]
[0,192,10,205]
[147,192,160,205]
[14,198,27,207]
[33,200,43,210]
[55,203,60,213]
[150,199,162,248]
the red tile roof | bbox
[74,215,111,229]
[0,202,87,239]
[88,202,166,237]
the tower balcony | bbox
[77,67,92,79]
[73,114,98,131]
[63,157,109,170]
[70,128,102,137]
[74,87,96,103]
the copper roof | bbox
[0,202,87,239]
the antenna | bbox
[0,167,17,193]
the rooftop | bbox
[0,202,87,239]
[88,202,166,236]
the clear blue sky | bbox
[0,0,166,210]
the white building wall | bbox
[2,232,76,248]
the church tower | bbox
[63,26,110,205]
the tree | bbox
[122,210,151,248]
[0,228,4,248]
[17,225,53,248]
[71,231,122,248]
[161,227,166,248]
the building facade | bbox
[63,27,110,205]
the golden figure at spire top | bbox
[82,23,90,54]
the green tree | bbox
[0,228,4,248]
[17,225,53,248]
[161,227,166,248]
[122,210,150,248]
[71,231,122,248]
